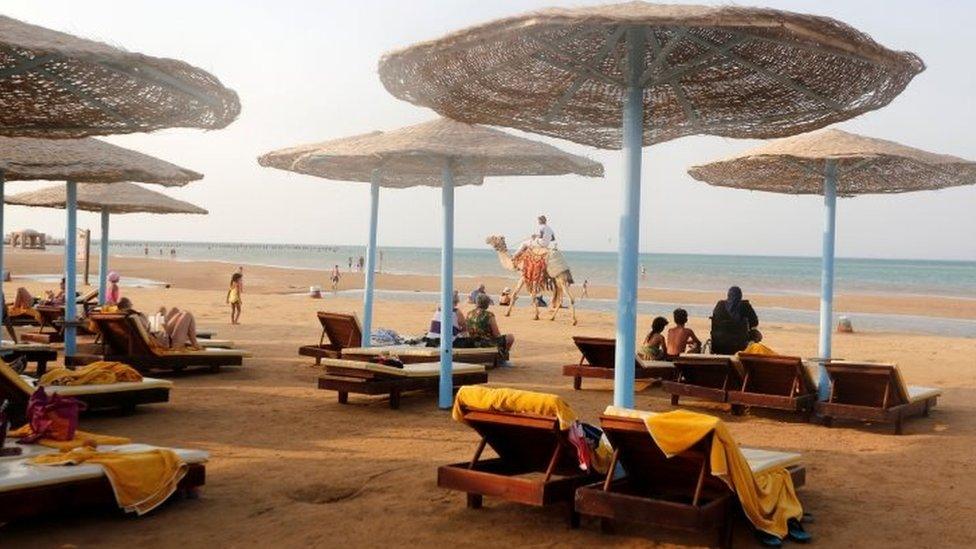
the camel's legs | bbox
[505,278,525,317]
[529,286,540,321]
[563,278,578,326]
[548,282,561,321]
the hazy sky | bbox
[5,0,976,260]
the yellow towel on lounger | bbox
[9,424,131,451]
[7,306,42,323]
[742,342,778,356]
[39,361,143,386]
[453,386,577,430]
[30,446,188,515]
[637,410,802,538]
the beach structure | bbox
[259,117,602,408]
[9,229,46,250]
[0,137,202,355]
[6,182,207,305]
[688,128,976,397]
[378,2,924,408]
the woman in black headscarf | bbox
[710,286,759,354]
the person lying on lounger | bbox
[460,293,514,361]
[41,278,66,306]
[117,297,199,349]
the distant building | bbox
[9,229,46,250]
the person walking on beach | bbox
[227,272,243,324]
[105,271,121,306]
[581,279,589,299]
[330,265,341,292]
[347,257,353,271]
[143,245,148,256]
[358,256,365,272]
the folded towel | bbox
[40,361,143,386]
[7,306,42,323]
[10,424,131,451]
[742,342,778,356]
[453,386,577,430]
[30,446,188,515]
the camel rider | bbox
[515,215,556,259]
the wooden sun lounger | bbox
[0,360,171,425]
[341,345,500,368]
[438,408,600,526]
[726,354,818,418]
[562,336,674,390]
[0,343,58,377]
[299,311,363,364]
[815,360,941,434]
[661,355,743,409]
[65,312,248,374]
[0,442,206,524]
[574,411,805,547]
[20,305,67,344]
[318,358,487,409]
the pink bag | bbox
[19,387,85,443]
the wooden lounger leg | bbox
[923,399,932,417]
[719,502,734,549]
[388,390,401,409]
[600,518,615,534]
[822,416,833,428]
[36,359,49,378]
[573,375,582,390]
[337,391,348,405]
[894,413,904,435]
[671,394,680,406]
[567,501,580,529]
[466,493,483,509]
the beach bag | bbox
[19,387,85,443]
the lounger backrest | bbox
[599,415,724,497]
[317,312,363,351]
[672,355,741,389]
[824,361,908,407]
[460,409,581,475]
[737,353,814,396]
[88,313,156,357]
[573,336,638,369]
[0,360,32,424]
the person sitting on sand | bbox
[498,287,513,307]
[424,291,467,347]
[640,316,669,360]
[464,293,515,361]
[710,286,759,354]
[666,308,701,356]
[117,297,199,349]
[105,271,121,306]
[468,283,489,304]
[742,328,777,355]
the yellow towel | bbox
[742,342,778,356]
[642,410,802,538]
[453,386,578,430]
[39,361,143,386]
[30,446,188,515]
[7,306,42,323]
[10,424,132,451]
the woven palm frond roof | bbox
[6,182,207,214]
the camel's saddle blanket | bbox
[520,247,573,288]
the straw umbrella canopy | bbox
[378,1,924,409]
[259,117,603,408]
[0,136,201,352]
[6,181,207,304]
[689,128,976,397]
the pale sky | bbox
[5,0,976,261]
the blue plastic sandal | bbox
[788,518,812,543]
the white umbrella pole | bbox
[98,207,109,305]
[439,160,455,409]
[613,27,646,409]
[817,160,838,400]
[64,181,78,356]
[361,170,380,347]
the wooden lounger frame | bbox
[318,363,487,409]
[299,311,362,364]
[66,313,244,373]
[562,336,674,390]
[727,354,817,418]
[438,408,599,526]
[20,305,66,344]
[661,355,742,409]
[1,347,58,377]
[341,346,501,368]
[575,415,806,548]
[815,361,938,435]
[0,463,204,524]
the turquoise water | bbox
[101,240,976,299]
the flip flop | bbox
[788,518,813,543]
[802,512,815,524]
[755,530,783,547]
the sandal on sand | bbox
[755,530,783,547]
[802,512,815,524]
[788,518,812,543]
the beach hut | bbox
[0,14,239,352]
[0,137,202,354]
[688,128,976,397]
[6,182,207,304]
[259,117,603,408]
[378,2,924,407]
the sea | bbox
[31,240,976,337]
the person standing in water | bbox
[227,272,243,324]
[330,265,341,292]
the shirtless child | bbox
[666,308,701,356]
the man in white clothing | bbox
[515,215,556,258]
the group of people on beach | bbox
[424,289,515,362]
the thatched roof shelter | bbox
[6,182,207,215]
[379,2,924,149]
[688,128,976,195]
[0,14,240,138]
[258,117,603,187]
[0,136,201,185]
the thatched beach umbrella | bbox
[6,182,207,305]
[688,128,976,397]
[378,1,924,408]
[0,137,201,354]
[259,117,603,408]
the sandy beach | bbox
[3,248,976,548]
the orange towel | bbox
[10,424,131,451]
[39,361,143,386]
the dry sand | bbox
[2,249,975,548]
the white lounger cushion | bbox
[1,342,55,352]
[0,443,208,493]
[343,345,495,358]
[637,359,675,370]
[906,385,941,402]
[604,406,802,475]
[28,376,173,396]
[198,339,234,349]
[323,358,485,378]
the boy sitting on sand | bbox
[666,308,701,356]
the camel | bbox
[486,235,577,325]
